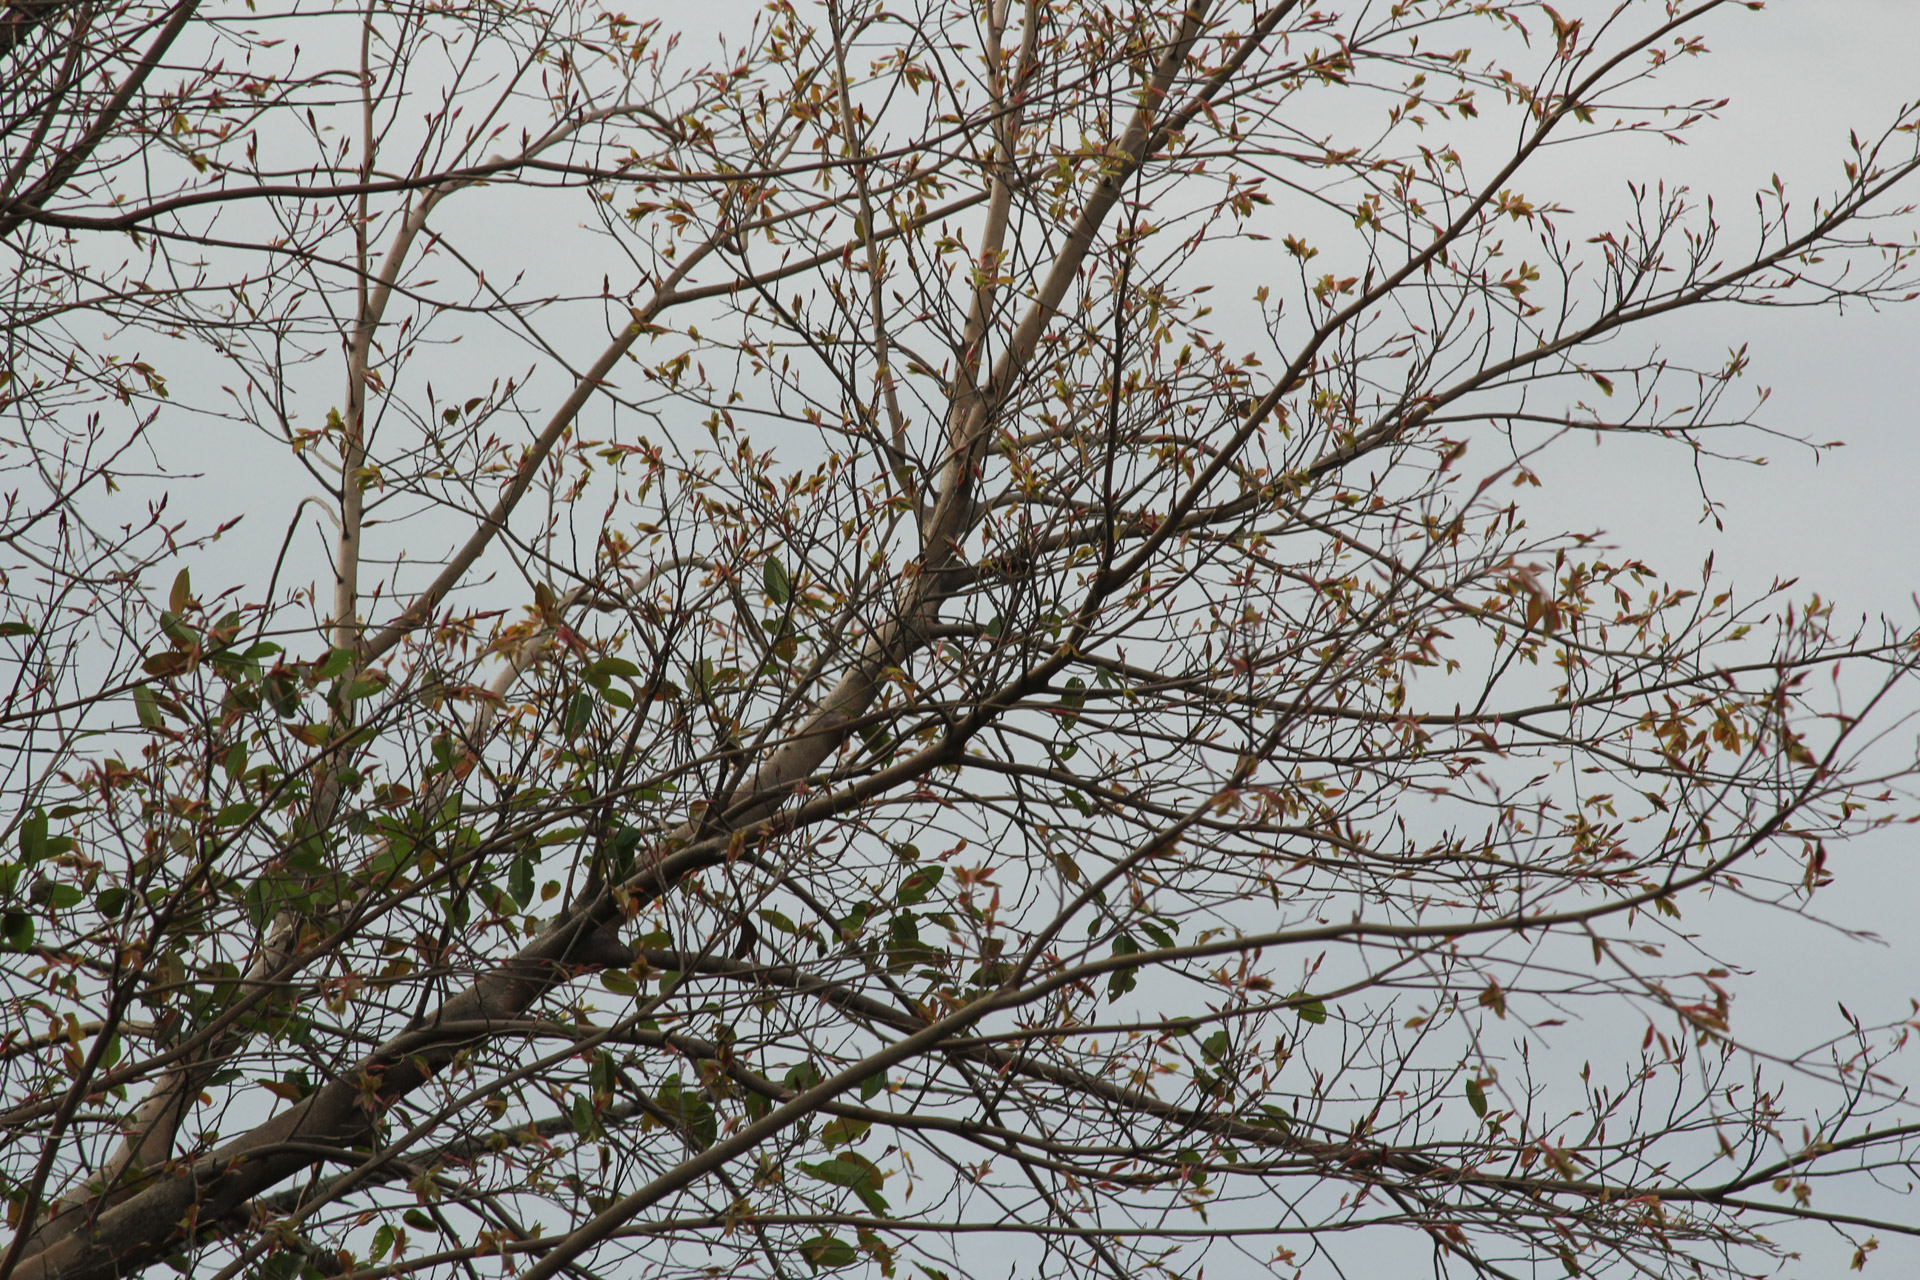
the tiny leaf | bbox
[508,855,535,907]
[133,686,166,728]
[564,692,595,736]
[895,865,944,906]
[763,555,792,605]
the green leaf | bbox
[4,911,34,950]
[95,887,130,918]
[369,1226,394,1263]
[1107,933,1139,1001]
[245,871,299,931]
[1465,1078,1489,1118]
[570,1094,601,1139]
[508,855,535,907]
[286,839,327,876]
[895,865,944,906]
[169,567,193,613]
[343,675,384,701]
[212,802,259,828]
[796,1235,857,1272]
[600,970,638,996]
[800,1154,889,1212]
[158,612,198,650]
[312,648,354,681]
[18,809,48,863]
[654,1080,717,1148]
[262,674,300,719]
[252,1249,302,1280]
[1292,994,1328,1025]
[564,692,595,736]
[763,555,792,605]
[1060,675,1086,727]
[133,686,166,728]
[606,827,643,880]
[142,651,190,678]
[756,907,800,934]
[589,656,641,680]
[0,621,33,638]
[820,1116,870,1148]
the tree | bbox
[4,1,1920,1277]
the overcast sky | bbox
[1491,7,1920,1272]
[1537,0,1920,1014]
[76,2,1920,1273]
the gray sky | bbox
[265,2,1920,1269]
[1504,8,1920,1273]
[45,2,1920,1274]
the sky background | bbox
[1536,0,1919,1012]
[1459,7,1920,1272]
[388,0,1920,1257]
[80,1,1920,1273]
